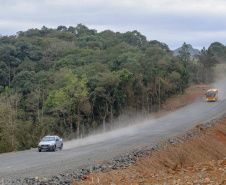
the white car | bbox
[38,135,63,152]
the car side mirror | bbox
[56,138,59,141]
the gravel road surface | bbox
[1,79,226,180]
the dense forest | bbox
[0,24,226,153]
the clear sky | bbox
[0,0,226,50]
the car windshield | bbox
[206,92,215,97]
[42,137,55,141]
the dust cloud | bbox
[64,75,226,151]
[63,118,154,150]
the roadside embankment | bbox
[76,116,226,185]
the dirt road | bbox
[1,79,226,181]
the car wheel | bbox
[53,145,56,152]
[38,149,41,152]
[60,144,63,150]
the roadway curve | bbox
[1,79,226,179]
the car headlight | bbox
[49,143,54,146]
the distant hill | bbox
[173,44,200,59]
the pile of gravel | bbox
[3,112,226,185]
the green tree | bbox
[45,40,76,59]
[117,51,143,74]
[0,91,22,153]
[180,68,189,93]
[45,73,90,138]
[167,71,181,94]
[77,35,104,49]
[114,69,135,117]
[99,30,120,49]
[0,45,21,87]
[89,72,120,131]
[0,61,8,89]
[15,40,42,61]
[149,40,173,55]
[178,42,191,69]
[208,42,226,63]
[122,30,147,47]
[74,24,97,37]
[57,25,68,32]
[16,57,36,74]
[145,46,166,68]
[196,47,217,83]
[12,71,38,94]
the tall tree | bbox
[45,73,90,138]
[75,24,97,37]
[0,61,8,90]
[0,90,22,152]
[0,45,21,87]
[178,42,191,69]
[197,47,217,83]
[90,72,120,131]
[12,71,38,94]
[122,30,147,47]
